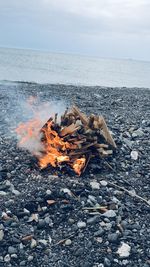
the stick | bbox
[108,181,150,207]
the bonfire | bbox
[16,105,116,175]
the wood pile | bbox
[40,105,116,175]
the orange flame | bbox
[16,117,85,175]
[72,158,86,175]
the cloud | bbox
[0,0,150,60]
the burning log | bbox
[16,105,116,175]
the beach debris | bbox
[16,105,116,175]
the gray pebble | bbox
[104,257,111,266]
[8,246,17,254]
[0,230,4,241]
[94,227,104,237]
[28,255,34,261]
[108,233,119,243]
[87,215,100,224]
[20,260,26,266]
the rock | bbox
[104,257,111,266]
[108,233,119,243]
[0,230,4,241]
[20,260,26,266]
[8,246,17,254]
[38,239,48,246]
[103,210,116,218]
[61,188,72,196]
[77,221,86,229]
[87,215,100,224]
[74,247,84,256]
[94,227,104,237]
[100,180,108,186]
[130,150,138,160]
[30,238,37,248]
[4,254,11,262]
[46,189,52,195]
[117,242,131,258]
[132,129,144,138]
[123,138,133,149]
[12,189,21,196]
[90,181,100,189]
[65,239,72,245]
[28,255,34,261]
[0,191,7,196]
[11,254,18,259]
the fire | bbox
[16,117,85,175]
[72,158,86,175]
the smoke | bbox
[16,98,67,156]
[2,83,67,156]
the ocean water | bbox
[0,47,150,88]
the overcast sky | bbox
[0,0,150,60]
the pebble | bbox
[108,233,119,243]
[103,210,116,218]
[28,255,34,261]
[38,239,48,246]
[0,229,4,241]
[77,221,86,229]
[20,260,26,266]
[12,189,21,196]
[87,215,100,224]
[30,238,37,248]
[65,239,72,246]
[0,191,7,196]
[46,189,52,195]
[4,254,11,262]
[117,242,131,258]
[130,150,138,160]
[94,227,104,237]
[104,257,111,266]
[100,180,108,186]
[132,129,144,137]
[11,254,18,259]
[90,181,100,189]
[8,246,17,254]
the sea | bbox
[0,47,150,88]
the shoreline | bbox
[0,80,150,91]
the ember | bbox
[16,105,116,175]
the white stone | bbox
[38,239,47,245]
[65,239,72,245]
[46,189,52,195]
[90,181,100,189]
[130,150,138,160]
[117,242,131,258]
[61,188,72,196]
[0,191,7,196]
[103,210,116,218]
[100,180,108,186]
[77,221,86,228]
[4,254,11,262]
[30,239,37,248]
